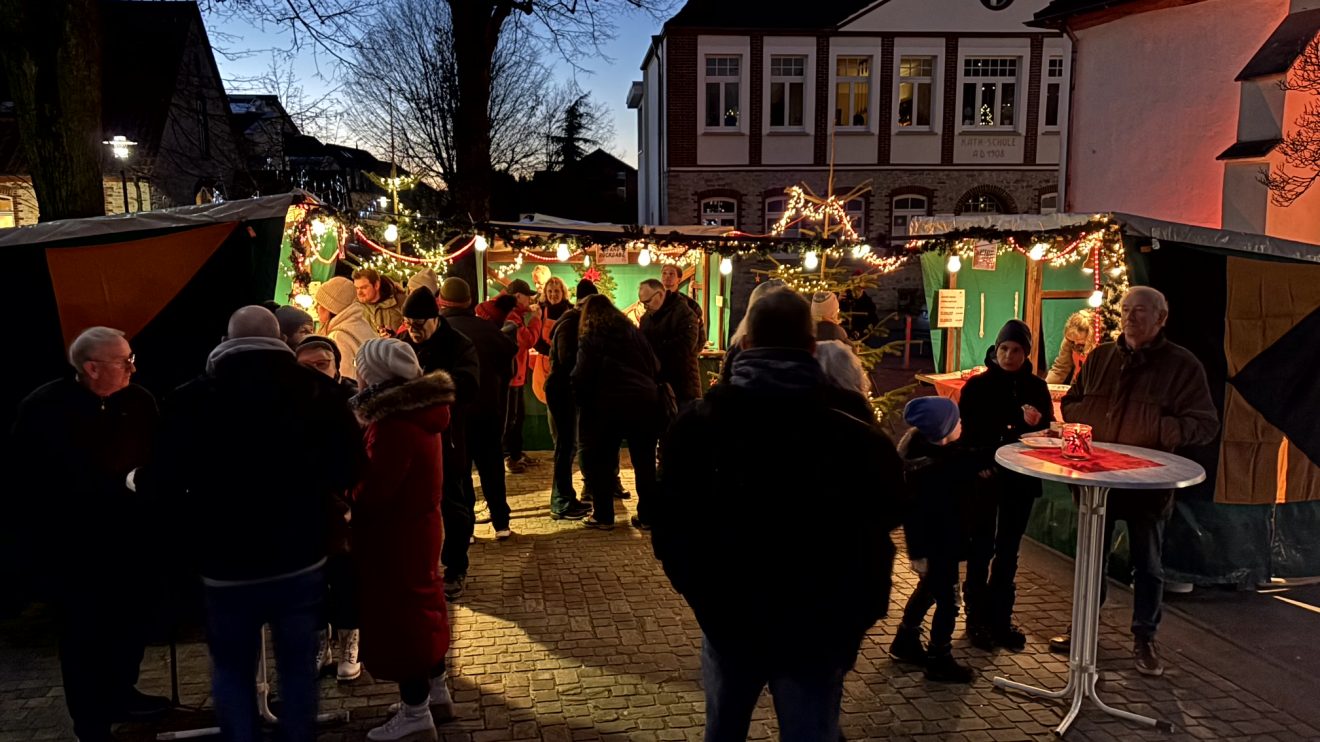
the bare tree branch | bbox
[1263,35,1320,207]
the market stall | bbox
[908,213,1320,583]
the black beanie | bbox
[402,286,440,320]
[576,279,598,302]
[995,319,1033,354]
[297,335,342,370]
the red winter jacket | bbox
[476,295,541,388]
[349,371,455,682]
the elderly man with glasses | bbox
[8,326,170,741]
[638,278,702,408]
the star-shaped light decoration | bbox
[769,181,872,245]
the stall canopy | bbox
[912,212,1320,582]
[1,192,307,431]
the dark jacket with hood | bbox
[640,291,702,402]
[442,306,518,418]
[572,322,662,423]
[9,378,158,591]
[350,371,455,681]
[898,429,978,565]
[653,347,903,668]
[404,317,480,408]
[1061,332,1217,518]
[151,338,361,583]
[545,305,583,400]
[959,348,1055,496]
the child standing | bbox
[891,396,977,683]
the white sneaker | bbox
[336,628,362,680]
[388,673,457,721]
[367,701,436,741]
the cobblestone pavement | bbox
[2,452,1317,741]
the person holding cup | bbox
[1047,286,1218,677]
[958,319,1055,653]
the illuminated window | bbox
[963,193,1004,214]
[961,57,1018,128]
[891,194,928,237]
[835,56,871,128]
[0,195,15,229]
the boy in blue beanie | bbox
[891,396,978,683]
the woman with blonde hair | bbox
[1046,310,1094,384]
[531,276,572,404]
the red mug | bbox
[1061,423,1094,460]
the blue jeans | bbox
[204,566,324,742]
[1100,513,1167,640]
[701,633,854,742]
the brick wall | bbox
[0,178,155,226]
[749,34,764,166]
[813,35,831,166]
[940,38,959,165]
[667,33,698,168]
[1023,36,1045,165]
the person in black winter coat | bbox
[653,289,903,742]
[148,307,361,742]
[544,279,596,519]
[890,397,979,683]
[438,278,517,598]
[573,295,664,530]
[638,279,702,403]
[958,319,1054,651]
[8,327,171,740]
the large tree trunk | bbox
[447,1,510,291]
[0,0,105,222]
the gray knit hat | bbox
[355,338,422,388]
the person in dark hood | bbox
[544,279,597,520]
[437,278,517,599]
[8,327,171,740]
[149,306,360,742]
[653,289,903,741]
[958,319,1054,652]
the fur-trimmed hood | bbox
[351,370,456,427]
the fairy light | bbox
[1028,243,1047,261]
[474,234,489,252]
[384,223,399,243]
[556,242,571,262]
[803,250,819,270]
[582,253,591,268]
[637,246,652,267]
[293,293,314,310]
[720,256,733,275]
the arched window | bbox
[954,186,1014,215]
[891,194,928,237]
[845,197,866,235]
[701,197,738,228]
[1040,191,1059,215]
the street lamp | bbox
[103,135,137,214]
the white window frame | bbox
[833,55,874,131]
[701,197,738,228]
[1041,55,1065,131]
[962,193,1005,215]
[762,39,816,137]
[768,55,807,130]
[896,55,936,130]
[958,56,1021,131]
[891,194,928,237]
[765,194,800,236]
[703,54,743,131]
[0,194,15,229]
[1040,191,1059,215]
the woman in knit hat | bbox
[811,290,849,342]
[957,318,1054,653]
[314,276,376,381]
[350,338,458,738]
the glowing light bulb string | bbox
[353,228,475,265]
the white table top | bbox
[995,442,1207,490]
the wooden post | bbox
[1024,259,1045,353]
[903,315,913,369]
[944,271,959,373]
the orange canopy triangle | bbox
[46,222,237,346]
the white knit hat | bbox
[811,291,841,323]
[355,338,422,387]
[407,268,439,295]
[315,276,356,315]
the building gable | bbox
[841,0,1056,34]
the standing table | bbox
[992,442,1206,737]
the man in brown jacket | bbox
[1048,286,1218,677]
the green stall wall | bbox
[273,229,339,304]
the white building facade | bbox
[630,0,1071,246]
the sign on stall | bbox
[937,289,966,328]
[973,242,998,271]
[596,246,628,265]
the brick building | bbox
[629,0,1070,251]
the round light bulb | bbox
[803,251,819,270]
[637,247,652,267]
[947,254,962,274]
[1088,289,1104,308]
[556,242,571,262]
[474,234,489,252]
[851,243,872,259]
[1110,266,1123,277]
[310,218,329,237]
[1081,265,1093,274]
[719,256,733,275]
[1029,243,1047,261]
[383,223,399,243]
[293,293,314,310]
[583,253,591,268]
